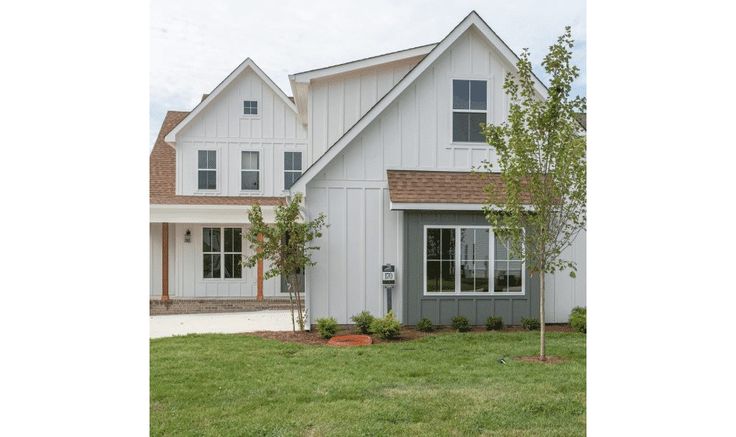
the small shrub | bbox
[316,317,338,339]
[485,316,503,331]
[370,310,401,339]
[569,306,586,333]
[451,316,471,332]
[416,318,434,332]
[351,311,375,334]
[521,317,540,331]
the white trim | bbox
[390,202,485,211]
[288,11,549,194]
[422,225,526,297]
[165,58,299,145]
[150,204,279,224]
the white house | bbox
[151,11,586,324]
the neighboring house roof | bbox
[288,11,550,194]
[387,170,529,205]
[150,111,283,206]
[164,58,298,145]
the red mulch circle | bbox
[516,356,565,364]
[327,334,373,347]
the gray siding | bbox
[402,211,540,326]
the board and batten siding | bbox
[307,57,423,167]
[175,68,307,197]
[304,27,585,324]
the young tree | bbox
[480,27,586,360]
[242,193,326,332]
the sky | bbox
[150,0,586,147]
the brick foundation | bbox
[150,298,300,315]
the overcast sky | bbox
[150,0,585,146]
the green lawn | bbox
[151,331,585,436]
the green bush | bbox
[569,307,586,333]
[451,316,471,332]
[369,310,401,339]
[416,318,434,332]
[350,311,375,334]
[485,316,503,331]
[521,317,540,331]
[316,317,338,339]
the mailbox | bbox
[382,264,396,286]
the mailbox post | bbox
[382,264,396,312]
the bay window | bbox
[424,226,523,294]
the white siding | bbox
[545,230,587,323]
[306,57,422,166]
[175,68,307,197]
[305,27,586,323]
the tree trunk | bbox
[539,270,546,361]
[294,273,305,332]
[287,279,296,332]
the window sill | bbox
[422,292,526,297]
[240,115,261,120]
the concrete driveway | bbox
[150,310,293,339]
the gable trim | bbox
[164,58,299,145]
[288,11,549,194]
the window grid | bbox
[241,151,260,191]
[197,150,217,190]
[202,227,242,279]
[243,100,258,115]
[452,79,488,143]
[424,226,524,295]
[284,151,302,190]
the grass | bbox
[151,331,585,436]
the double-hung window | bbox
[283,151,302,190]
[202,227,242,279]
[241,151,260,191]
[452,79,487,143]
[425,226,524,294]
[197,150,217,190]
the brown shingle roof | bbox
[149,111,284,206]
[387,170,528,204]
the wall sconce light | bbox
[184,229,192,243]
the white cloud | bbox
[150,0,586,146]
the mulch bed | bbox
[327,334,372,347]
[247,324,574,346]
[515,355,566,364]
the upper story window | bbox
[241,151,260,191]
[283,151,302,190]
[243,100,258,115]
[197,150,217,190]
[452,79,487,143]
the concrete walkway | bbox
[150,310,293,339]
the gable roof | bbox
[150,110,283,206]
[288,11,550,194]
[164,58,299,145]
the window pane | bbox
[210,228,221,252]
[475,228,490,260]
[292,152,302,170]
[252,101,258,114]
[470,80,487,110]
[206,170,216,189]
[224,254,242,278]
[241,171,259,190]
[460,260,475,291]
[203,254,212,278]
[198,150,207,168]
[452,80,469,109]
[495,236,509,260]
[508,261,522,292]
[426,229,441,260]
[475,261,490,292]
[211,254,221,278]
[284,152,294,171]
[203,228,215,252]
[441,229,455,260]
[453,112,469,142]
[198,171,207,190]
[242,151,259,170]
[426,261,440,292]
[232,228,242,252]
[207,151,216,169]
[284,171,300,189]
[224,228,239,252]
[460,229,472,260]
[468,112,486,142]
[440,260,455,292]
[494,261,508,292]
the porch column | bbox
[161,222,169,302]
[257,232,264,301]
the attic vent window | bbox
[243,100,258,115]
